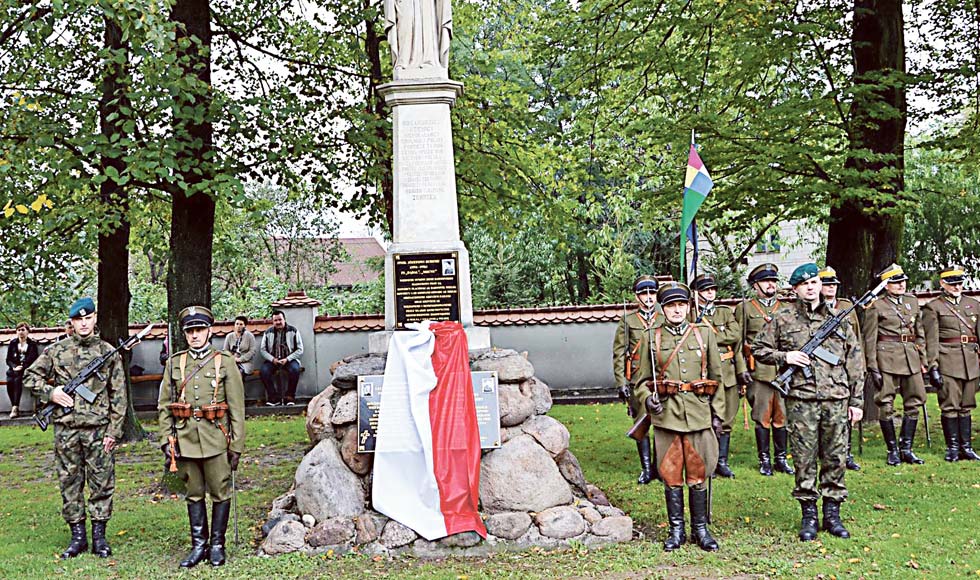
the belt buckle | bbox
[962,335,971,344]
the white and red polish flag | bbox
[372,320,487,540]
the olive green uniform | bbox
[737,298,786,427]
[922,294,980,416]
[862,294,927,418]
[613,308,662,418]
[693,303,744,432]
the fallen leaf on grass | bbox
[873,503,888,510]
[907,560,920,569]
[116,530,127,536]
[891,533,901,538]
[848,558,862,563]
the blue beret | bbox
[789,263,820,286]
[68,297,96,318]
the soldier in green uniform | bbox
[691,273,744,478]
[862,263,927,465]
[922,266,980,462]
[754,264,865,541]
[819,266,862,471]
[635,282,725,552]
[158,306,246,568]
[736,263,794,476]
[25,297,126,559]
[612,275,663,484]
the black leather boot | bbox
[941,415,960,462]
[636,438,654,484]
[880,419,900,466]
[61,521,88,559]
[689,487,719,551]
[180,500,210,568]
[798,500,818,541]
[845,424,861,470]
[715,433,735,478]
[773,427,795,474]
[755,425,773,476]
[958,415,980,460]
[663,486,686,551]
[209,500,231,566]
[822,498,850,538]
[899,416,925,464]
[91,520,111,558]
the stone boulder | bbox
[556,449,589,496]
[261,519,308,555]
[331,390,358,425]
[354,514,380,545]
[521,415,569,457]
[534,506,586,539]
[498,384,535,427]
[339,426,373,475]
[331,354,387,389]
[480,435,572,513]
[305,388,335,443]
[592,516,633,542]
[485,512,531,540]
[379,520,418,549]
[294,439,365,522]
[471,349,534,383]
[307,517,356,548]
[519,377,553,415]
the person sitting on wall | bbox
[259,310,304,406]
[223,316,257,378]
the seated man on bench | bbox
[259,310,303,406]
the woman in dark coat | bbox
[6,322,40,418]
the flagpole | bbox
[690,130,697,283]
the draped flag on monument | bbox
[372,321,487,541]
[679,143,714,281]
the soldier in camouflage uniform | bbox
[612,275,662,484]
[691,273,744,478]
[635,282,725,552]
[25,297,126,559]
[754,264,865,541]
[735,263,794,476]
[922,266,980,462]
[819,267,862,471]
[863,263,927,466]
[158,306,246,568]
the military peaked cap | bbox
[634,275,659,293]
[691,274,718,292]
[818,266,840,285]
[658,281,691,306]
[878,263,908,283]
[940,266,966,284]
[748,263,779,283]
[179,305,214,331]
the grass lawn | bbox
[1,399,979,579]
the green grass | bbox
[1,402,979,578]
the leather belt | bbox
[191,408,207,419]
[720,350,735,361]
[877,334,915,343]
[940,335,978,344]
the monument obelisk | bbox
[369,0,491,353]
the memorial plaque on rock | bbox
[393,252,460,328]
[357,371,501,453]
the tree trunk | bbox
[168,0,215,351]
[826,0,907,295]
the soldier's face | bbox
[663,301,689,323]
[941,280,963,297]
[234,320,246,333]
[794,277,822,304]
[754,280,778,298]
[886,280,906,296]
[820,283,838,300]
[184,327,212,349]
[71,313,97,337]
[635,290,657,311]
[698,288,717,303]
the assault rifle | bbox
[34,323,154,431]
[770,279,888,397]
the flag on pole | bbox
[680,144,714,282]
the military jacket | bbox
[862,293,927,375]
[612,307,662,387]
[734,297,784,381]
[829,298,861,338]
[157,348,246,458]
[922,294,980,381]
[24,334,127,439]
[635,322,725,432]
[754,299,865,407]
[691,302,743,388]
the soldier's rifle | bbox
[618,301,635,417]
[34,323,154,431]
[626,325,663,441]
[770,280,889,397]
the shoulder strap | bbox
[658,326,693,380]
[942,299,976,337]
[692,326,708,378]
[211,353,223,402]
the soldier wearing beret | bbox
[691,273,744,478]
[862,264,927,465]
[158,306,246,567]
[612,275,663,484]
[634,282,725,552]
[754,263,865,541]
[819,267,862,471]
[922,266,980,462]
[25,297,127,559]
[735,263,794,476]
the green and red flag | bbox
[679,144,714,282]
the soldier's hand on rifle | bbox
[102,436,117,454]
[644,394,664,417]
[228,451,241,471]
[737,372,753,388]
[848,406,864,424]
[50,386,74,407]
[785,351,811,367]
[617,383,631,402]
[928,367,943,389]
[161,443,173,471]
[867,368,883,389]
[711,415,724,439]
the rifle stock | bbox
[168,435,179,473]
[627,413,651,441]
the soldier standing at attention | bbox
[635,282,725,552]
[863,264,928,466]
[159,306,246,568]
[754,264,865,541]
[691,273,744,478]
[819,267,863,471]
[613,275,662,484]
[735,263,794,476]
[921,266,980,462]
[25,297,126,559]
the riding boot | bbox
[715,433,735,478]
[91,520,112,558]
[60,521,88,559]
[209,500,231,566]
[180,500,210,568]
[688,487,719,551]
[662,487,686,551]
[755,425,773,476]
[879,419,900,466]
[958,415,980,461]
[798,500,818,541]
[899,416,925,464]
[821,498,850,538]
[772,427,795,474]
[636,438,654,485]
[845,424,861,470]
[941,415,960,462]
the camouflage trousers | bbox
[179,452,233,502]
[654,428,718,490]
[876,371,926,418]
[748,379,786,428]
[938,375,978,417]
[54,424,115,523]
[785,398,848,502]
